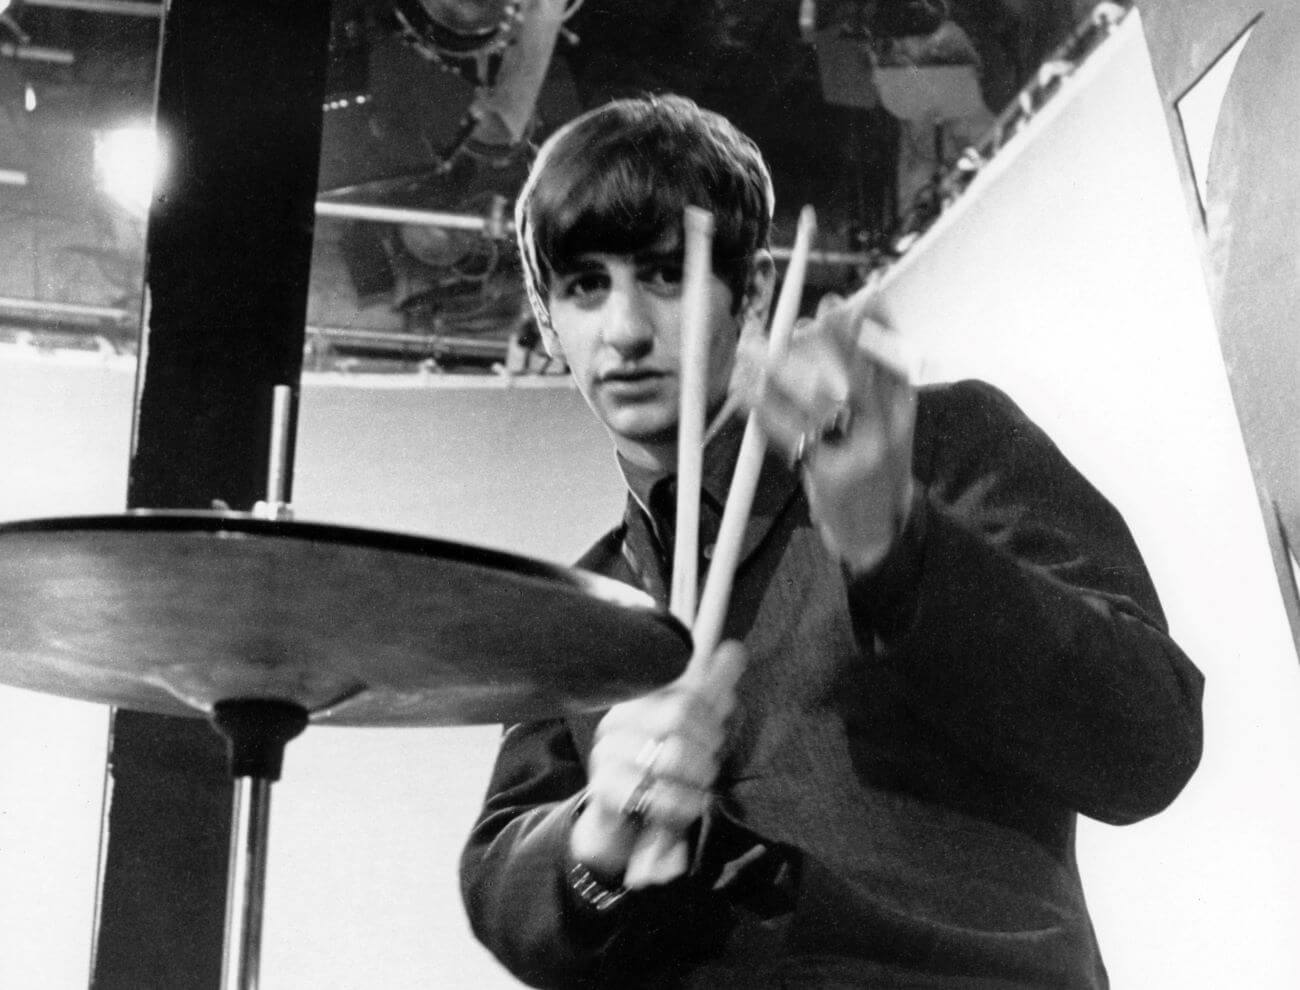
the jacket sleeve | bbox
[847,379,1204,825]
[459,718,737,988]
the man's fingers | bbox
[813,291,847,320]
[590,730,722,790]
[598,690,729,751]
[697,639,747,699]
[585,743,716,833]
[855,319,920,384]
[612,774,711,831]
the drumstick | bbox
[624,205,818,889]
[622,205,715,888]
[669,206,716,628]
[691,204,815,658]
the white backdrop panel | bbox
[875,13,1300,989]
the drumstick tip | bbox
[684,204,715,236]
[796,204,817,239]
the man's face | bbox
[543,234,769,471]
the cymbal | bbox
[0,511,690,727]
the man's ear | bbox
[740,250,776,339]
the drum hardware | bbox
[0,385,690,989]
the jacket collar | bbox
[616,414,801,601]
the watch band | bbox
[567,861,628,913]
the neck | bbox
[610,396,744,476]
[611,432,677,476]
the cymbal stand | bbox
[253,385,295,523]
[216,383,303,990]
[212,700,308,990]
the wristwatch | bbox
[566,861,628,913]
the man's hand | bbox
[569,640,746,881]
[740,294,918,574]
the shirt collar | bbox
[617,412,799,563]
[618,412,748,519]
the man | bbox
[460,93,1203,988]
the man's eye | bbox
[645,264,683,292]
[560,273,607,300]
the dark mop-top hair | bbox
[516,93,776,328]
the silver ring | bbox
[791,430,812,468]
[819,402,854,444]
[792,402,854,469]
[620,770,655,824]
[635,737,666,773]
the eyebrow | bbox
[632,246,685,269]
[551,244,684,276]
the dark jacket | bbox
[460,380,1204,988]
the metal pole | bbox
[19,0,163,17]
[93,2,333,987]
[315,200,491,231]
[315,200,874,266]
[221,778,273,990]
[266,385,292,505]
[0,295,132,321]
[0,41,76,64]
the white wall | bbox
[874,12,1300,987]
[0,353,132,989]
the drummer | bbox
[460,94,1204,988]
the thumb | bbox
[814,291,847,319]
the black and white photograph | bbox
[1,1,1298,987]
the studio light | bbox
[93,123,163,217]
[392,0,526,87]
[1,0,28,45]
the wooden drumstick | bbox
[624,205,818,889]
[623,205,715,888]
[692,204,816,658]
[669,206,716,629]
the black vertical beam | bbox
[91,2,333,987]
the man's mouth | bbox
[599,367,666,386]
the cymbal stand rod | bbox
[211,699,308,990]
[267,385,291,502]
[223,776,273,990]
[256,384,294,521]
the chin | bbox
[605,409,677,447]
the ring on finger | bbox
[791,430,812,468]
[620,769,656,825]
[792,401,854,469]
[635,737,666,774]
[819,402,854,444]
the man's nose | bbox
[603,286,655,358]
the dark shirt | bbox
[459,380,1204,989]
[619,411,744,591]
